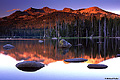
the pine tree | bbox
[104,16,106,37]
[99,19,101,37]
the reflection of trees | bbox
[58,48,69,55]
[104,38,106,60]
[98,38,102,58]
[0,40,74,64]
[0,39,119,64]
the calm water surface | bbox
[0,39,120,80]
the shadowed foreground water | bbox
[0,38,120,80]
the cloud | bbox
[6,9,21,12]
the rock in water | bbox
[64,58,88,62]
[38,40,43,43]
[58,48,69,55]
[116,54,120,57]
[52,37,57,40]
[16,61,45,72]
[3,44,14,50]
[87,64,108,69]
[59,39,72,48]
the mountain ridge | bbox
[2,6,120,19]
[0,6,120,29]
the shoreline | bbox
[0,37,119,40]
[0,38,39,41]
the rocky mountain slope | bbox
[0,6,119,29]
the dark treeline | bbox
[0,15,120,38]
[54,16,120,38]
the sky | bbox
[0,0,120,18]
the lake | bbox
[0,38,120,80]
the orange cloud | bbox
[6,9,21,12]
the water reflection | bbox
[58,48,69,55]
[0,38,119,65]
[0,53,119,80]
[0,39,120,80]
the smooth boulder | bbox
[87,64,108,69]
[64,58,88,62]
[38,40,43,43]
[59,39,72,48]
[16,61,44,72]
[3,44,14,50]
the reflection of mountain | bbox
[0,40,117,64]
[84,55,114,64]
[0,51,114,64]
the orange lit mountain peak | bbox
[80,6,104,14]
[25,7,35,11]
[87,6,101,9]
[1,6,120,29]
[42,7,57,13]
[62,8,73,12]
[42,7,51,10]
[24,7,41,12]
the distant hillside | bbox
[0,6,120,29]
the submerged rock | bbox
[64,58,88,62]
[87,64,108,69]
[59,39,72,48]
[116,54,120,57]
[16,61,45,72]
[3,44,14,50]
[58,48,69,55]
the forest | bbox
[0,15,120,38]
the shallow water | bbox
[0,38,120,80]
